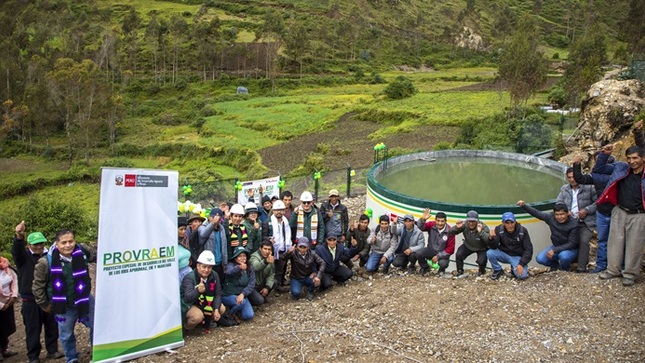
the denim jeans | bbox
[290,277,315,299]
[365,253,394,272]
[536,246,578,270]
[595,211,611,270]
[221,295,254,320]
[56,295,94,363]
[486,249,529,280]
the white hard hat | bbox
[273,200,286,210]
[230,203,245,215]
[196,250,216,266]
[244,202,258,214]
[300,191,313,202]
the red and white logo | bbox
[125,174,136,187]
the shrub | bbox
[383,76,417,100]
[0,195,95,254]
[102,158,135,168]
[548,86,567,108]
[154,113,181,126]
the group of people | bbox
[4,222,92,363]
[2,122,642,361]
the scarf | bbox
[296,209,318,242]
[229,224,248,248]
[271,214,292,259]
[194,269,217,328]
[50,246,91,322]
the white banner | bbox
[94,168,183,362]
[236,176,280,205]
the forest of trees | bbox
[1,0,644,165]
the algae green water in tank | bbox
[376,158,565,205]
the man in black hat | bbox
[285,237,325,301]
[450,210,490,278]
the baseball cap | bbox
[502,212,516,222]
[297,237,310,247]
[329,189,339,197]
[27,232,47,245]
[466,210,479,222]
[403,214,414,221]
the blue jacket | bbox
[315,242,357,274]
[594,151,645,210]
[198,222,228,265]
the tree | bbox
[46,58,108,165]
[256,10,285,91]
[283,20,310,78]
[622,0,645,57]
[497,14,548,108]
[121,6,141,71]
[564,23,607,106]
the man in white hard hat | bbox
[290,191,325,248]
[262,200,292,292]
[226,204,250,258]
[181,251,228,333]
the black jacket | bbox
[11,236,45,298]
[489,223,533,267]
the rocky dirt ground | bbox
[4,195,645,363]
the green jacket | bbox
[289,207,325,246]
[250,250,275,290]
[243,219,262,254]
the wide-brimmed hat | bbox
[187,214,205,224]
[230,246,249,261]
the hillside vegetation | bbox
[0,0,643,249]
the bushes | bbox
[456,108,554,154]
[383,76,417,100]
[0,195,95,255]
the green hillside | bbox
[0,0,643,249]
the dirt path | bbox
[258,113,459,174]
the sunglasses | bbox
[302,201,312,205]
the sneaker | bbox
[599,271,620,280]
[476,270,486,277]
[454,273,469,279]
[576,268,588,273]
[549,262,559,272]
[306,291,314,301]
[490,269,504,280]
[28,359,40,363]
[440,272,452,279]
[418,268,428,276]
[622,278,635,286]
[47,352,65,359]
[590,267,605,274]
[453,270,464,278]
[382,266,390,274]
[407,267,416,274]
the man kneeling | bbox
[181,251,227,333]
[487,212,533,280]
